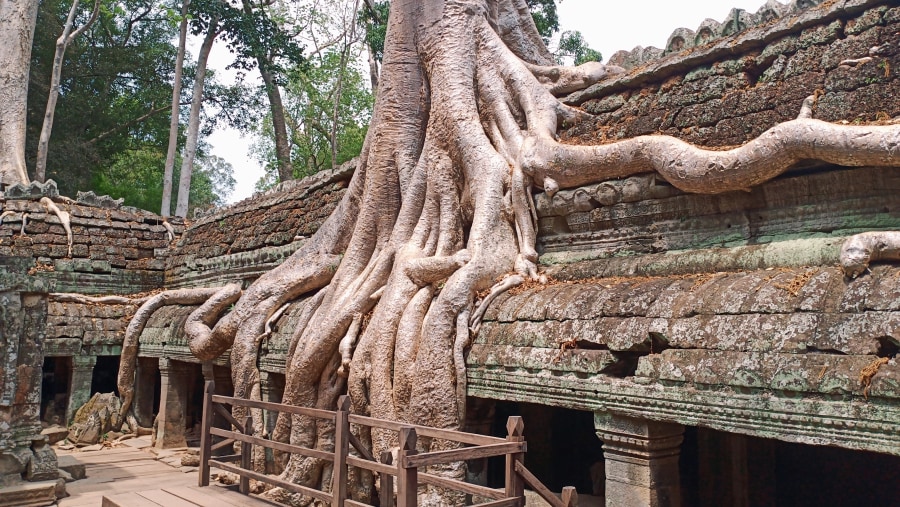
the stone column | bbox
[133,357,159,429]
[66,355,96,425]
[154,358,191,449]
[594,412,685,507]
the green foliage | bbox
[525,0,559,45]
[94,148,234,215]
[26,0,242,213]
[557,30,602,65]
[253,50,373,190]
[27,0,177,196]
[360,0,389,63]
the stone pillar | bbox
[594,412,685,507]
[66,355,96,425]
[133,357,159,429]
[154,358,191,449]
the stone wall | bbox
[0,183,176,499]
[165,161,351,289]
[565,0,900,149]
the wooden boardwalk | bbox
[56,442,279,507]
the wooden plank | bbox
[214,404,244,433]
[199,381,215,487]
[211,438,235,453]
[211,427,333,462]
[212,395,334,420]
[515,462,565,507]
[162,486,231,507]
[379,451,394,507]
[240,416,252,495]
[188,485,280,507]
[345,500,371,507]
[208,460,332,503]
[347,456,394,475]
[136,489,199,507]
[418,472,505,500]
[101,492,164,507]
[404,442,525,468]
[469,498,520,507]
[349,415,505,446]
[333,396,350,507]
[348,432,375,462]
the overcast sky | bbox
[210,0,771,203]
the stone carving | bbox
[1,179,59,200]
[75,190,124,209]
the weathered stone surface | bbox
[0,480,59,507]
[56,455,85,481]
[40,426,68,445]
[68,393,121,446]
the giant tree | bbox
[0,0,40,187]
[117,0,900,504]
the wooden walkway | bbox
[56,442,278,507]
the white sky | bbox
[207,0,771,203]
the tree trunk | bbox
[34,0,101,183]
[160,0,190,216]
[174,17,219,218]
[259,64,294,182]
[0,0,40,187]
[120,0,900,505]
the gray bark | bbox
[174,17,219,218]
[0,0,40,187]
[160,0,190,216]
[34,0,101,183]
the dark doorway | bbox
[90,355,121,395]
[41,356,71,425]
[489,401,604,496]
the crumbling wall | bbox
[566,0,900,148]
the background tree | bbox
[33,0,101,183]
[557,29,601,65]
[25,0,236,211]
[160,0,190,216]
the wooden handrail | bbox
[198,380,579,507]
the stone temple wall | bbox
[0,182,178,502]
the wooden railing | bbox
[198,381,578,506]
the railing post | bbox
[562,486,579,507]
[380,450,394,507]
[505,416,525,506]
[240,415,253,495]
[396,427,418,507]
[333,395,351,507]
[198,380,215,487]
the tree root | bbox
[840,232,900,278]
[40,197,72,257]
[469,274,524,334]
[117,287,234,421]
[49,293,151,305]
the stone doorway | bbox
[40,356,71,426]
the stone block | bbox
[24,441,58,482]
[0,480,59,507]
[56,455,85,480]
